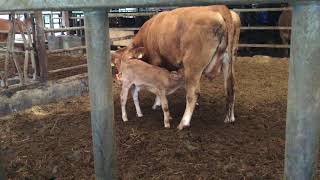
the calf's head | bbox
[169,68,185,86]
[111,46,145,72]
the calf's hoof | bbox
[164,123,171,129]
[137,113,143,118]
[224,116,235,123]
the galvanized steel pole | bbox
[0,150,5,180]
[285,1,320,179]
[84,10,116,179]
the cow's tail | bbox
[203,21,228,79]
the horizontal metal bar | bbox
[44,26,85,32]
[49,63,87,74]
[233,7,291,12]
[44,27,139,32]
[0,0,288,11]
[47,46,86,54]
[241,26,291,30]
[111,35,134,41]
[238,43,290,48]
[68,7,291,19]
[70,16,84,19]
[45,26,291,32]
[0,11,34,15]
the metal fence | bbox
[43,7,292,49]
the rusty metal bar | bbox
[84,10,116,180]
[0,0,288,11]
[285,1,320,179]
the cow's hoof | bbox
[122,116,128,122]
[137,113,143,118]
[164,123,171,128]
[177,123,189,130]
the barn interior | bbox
[0,1,319,179]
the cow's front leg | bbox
[222,53,235,123]
[120,83,131,122]
[131,86,143,117]
[158,90,171,128]
[177,68,202,130]
[152,95,161,110]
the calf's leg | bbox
[120,83,131,122]
[158,90,172,128]
[152,96,161,110]
[131,86,143,117]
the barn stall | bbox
[0,0,319,179]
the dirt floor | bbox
[1,55,317,179]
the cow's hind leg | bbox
[222,53,235,123]
[131,86,143,117]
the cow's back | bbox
[135,6,227,68]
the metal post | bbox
[285,1,320,179]
[84,10,116,180]
[62,11,70,35]
[0,156,4,180]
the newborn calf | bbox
[118,58,184,128]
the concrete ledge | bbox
[0,73,89,117]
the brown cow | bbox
[114,6,241,130]
[115,56,185,128]
[0,18,32,42]
[278,10,292,56]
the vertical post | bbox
[31,13,41,78]
[34,11,48,82]
[49,12,54,36]
[0,150,5,180]
[285,1,320,180]
[62,11,70,35]
[84,10,116,179]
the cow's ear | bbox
[111,53,117,63]
[133,47,145,59]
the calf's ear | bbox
[133,47,145,59]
